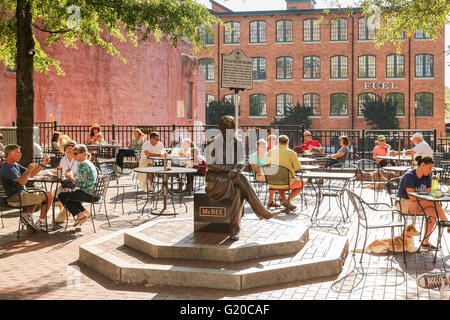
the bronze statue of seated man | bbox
[204,115,277,240]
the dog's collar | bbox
[404,235,412,238]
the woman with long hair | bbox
[86,124,103,145]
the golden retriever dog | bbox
[354,224,420,253]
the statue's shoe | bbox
[260,209,278,220]
[229,228,240,241]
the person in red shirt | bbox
[301,131,322,155]
[372,135,395,167]
[267,134,277,152]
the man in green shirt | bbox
[266,135,305,211]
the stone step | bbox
[124,218,309,262]
[79,218,349,290]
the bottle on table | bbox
[431,175,439,198]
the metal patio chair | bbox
[262,164,296,214]
[346,188,407,263]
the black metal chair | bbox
[346,188,407,263]
[64,174,111,233]
[356,159,388,202]
[0,178,49,237]
[262,164,296,214]
[322,163,359,221]
[98,162,139,215]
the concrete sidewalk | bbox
[0,175,448,300]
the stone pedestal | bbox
[193,188,232,233]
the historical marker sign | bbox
[221,49,253,90]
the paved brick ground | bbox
[0,173,448,300]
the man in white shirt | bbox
[405,133,433,159]
[138,132,165,190]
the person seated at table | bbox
[267,134,277,152]
[266,135,304,211]
[138,132,165,191]
[54,140,79,223]
[58,144,97,227]
[394,133,433,160]
[372,135,395,168]
[249,139,267,183]
[0,144,53,231]
[34,142,43,158]
[301,131,324,156]
[327,135,349,167]
[113,128,146,173]
[86,123,103,145]
[397,156,449,250]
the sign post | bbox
[221,49,253,129]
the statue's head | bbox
[218,115,236,135]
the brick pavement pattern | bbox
[0,173,448,300]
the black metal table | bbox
[29,173,70,230]
[407,191,450,264]
[133,166,197,216]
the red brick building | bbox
[0,34,205,126]
[198,0,446,134]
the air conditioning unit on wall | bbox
[0,127,39,145]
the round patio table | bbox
[298,157,317,163]
[133,166,197,216]
[29,173,70,230]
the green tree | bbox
[270,101,311,128]
[0,0,220,165]
[362,96,400,129]
[206,98,236,125]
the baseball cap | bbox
[410,133,423,140]
[377,135,386,141]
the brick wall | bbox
[0,33,205,126]
[198,9,445,135]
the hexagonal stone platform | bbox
[79,217,348,290]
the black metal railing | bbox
[28,121,437,161]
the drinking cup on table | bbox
[179,151,184,157]
[436,190,443,198]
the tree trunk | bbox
[16,0,34,166]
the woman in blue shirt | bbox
[397,156,449,249]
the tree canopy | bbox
[271,101,311,128]
[324,0,449,52]
[362,96,400,129]
[0,0,221,74]
[0,0,221,165]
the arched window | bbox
[249,94,267,117]
[253,57,266,80]
[415,92,433,116]
[415,54,434,78]
[358,92,377,116]
[249,20,266,43]
[276,20,293,42]
[205,94,215,108]
[276,94,293,117]
[224,21,240,44]
[386,93,405,116]
[198,58,214,81]
[330,18,348,41]
[303,93,320,116]
[303,56,320,79]
[358,17,376,40]
[330,93,348,116]
[199,24,214,45]
[303,18,320,42]
[358,55,376,78]
[386,54,405,78]
[224,94,240,116]
[276,56,294,79]
[330,56,348,79]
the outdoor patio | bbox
[0,172,448,300]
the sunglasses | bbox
[153,137,160,141]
